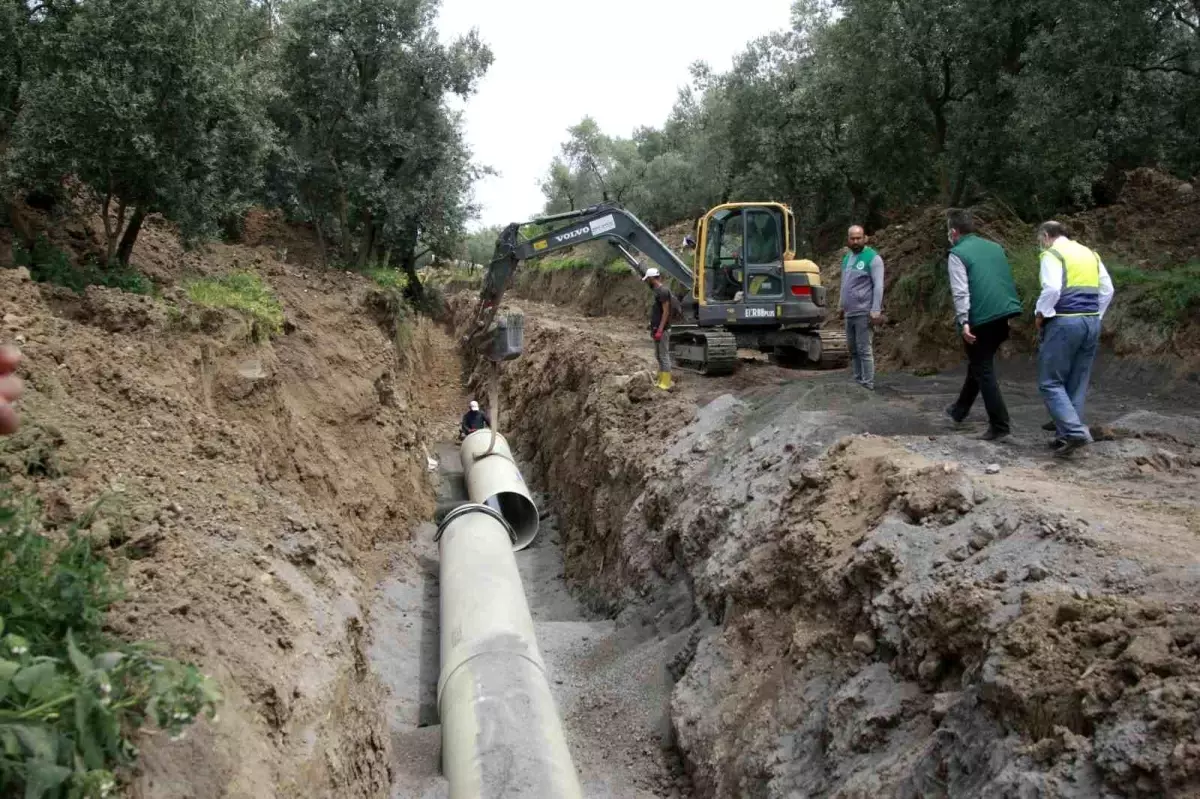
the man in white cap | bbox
[643,267,674,390]
[460,400,490,438]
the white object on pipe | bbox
[436,504,582,799]
[460,429,539,550]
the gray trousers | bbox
[845,315,875,389]
[655,334,671,372]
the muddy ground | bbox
[453,291,1200,798]
[4,190,1199,798]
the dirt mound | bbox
[453,290,1200,798]
[239,208,326,268]
[511,267,648,325]
[1070,168,1200,268]
[3,227,458,796]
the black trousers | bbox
[950,317,1011,434]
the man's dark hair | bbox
[1037,221,1069,241]
[947,209,976,235]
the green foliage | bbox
[535,257,594,273]
[1110,261,1200,328]
[538,0,1200,236]
[270,0,493,298]
[459,226,502,266]
[5,0,273,266]
[184,272,284,340]
[11,238,151,296]
[2,0,491,292]
[0,489,220,798]
[363,268,407,292]
[531,257,635,277]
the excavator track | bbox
[669,328,738,376]
[813,329,850,369]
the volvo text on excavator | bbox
[468,202,849,376]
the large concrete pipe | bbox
[436,503,583,799]
[460,429,539,550]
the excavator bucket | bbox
[489,313,524,362]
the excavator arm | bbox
[479,203,694,309]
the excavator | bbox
[468,201,848,376]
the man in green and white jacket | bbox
[945,209,1024,441]
[839,225,885,390]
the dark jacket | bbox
[461,410,490,435]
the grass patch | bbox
[11,237,151,296]
[892,250,1200,339]
[1109,261,1200,328]
[363,267,407,291]
[0,488,220,798]
[534,257,641,277]
[184,272,284,340]
[891,245,1068,320]
[534,257,595,272]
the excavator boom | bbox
[480,203,693,309]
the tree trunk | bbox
[7,201,35,250]
[337,189,352,262]
[398,226,425,305]
[101,189,117,265]
[116,207,147,267]
[949,168,970,208]
[357,214,375,269]
[313,219,328,268]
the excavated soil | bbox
[451,290,1200,798]
[1,220,463,797]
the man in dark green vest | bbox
[945,210,1024,441]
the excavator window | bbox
[745,209,783,265]
[705,209,745,302]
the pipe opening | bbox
[487,491,539,550]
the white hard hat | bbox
[469,400,479,411]
[643,267,661,281]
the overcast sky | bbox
[437,0,796,230]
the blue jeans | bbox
[846,315,875,389]
[1038,315,1101,441]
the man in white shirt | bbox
[1034,221,1115,458]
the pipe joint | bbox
[435,502,515,545]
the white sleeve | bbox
[1035,253,1062,318]
[947,253,970,326]
[1097,259,1114,318]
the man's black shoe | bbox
[980,428,1010,442]
[945,405,964,425]
[1048,438,1067,451]
[1053,438,1090,459]
[1042,421,1057,432]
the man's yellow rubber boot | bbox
[654,371,666,390]
[663,373,673,390]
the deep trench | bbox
[368,440,696,798]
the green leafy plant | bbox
[0,490,220,798]
[1110,261,1200,328]
[184,272,284,340]
[536,257,595,273]
[364,267,407,292]
[11,238,151,296]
